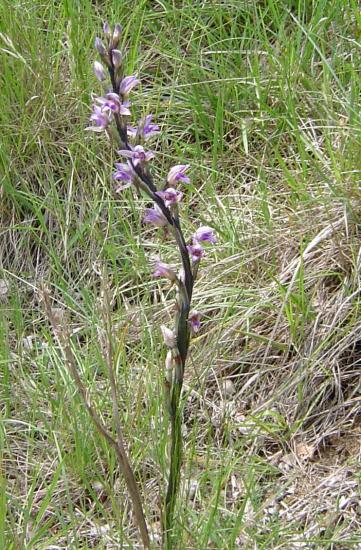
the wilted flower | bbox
[187,244,205,263]
[153,260,177,281]
[128,114,160,141]
[167,164,190,186]
[112,49,122,68]
[118,145,155,166]
[119,76,140,97]
[143,205,168,227]
[189,310,201,333]
[193,226,217,245]
[161,325,176,348]
[156,188,183,208]
[86,105,112,132]
[96,93,131,116]
[93,61,107,81]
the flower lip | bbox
[127,114,160,141]
[167,164,190,186]
[156,188,183,208]
[119,75,140,96]
[143,205,168,227]
[193,226,217,245]
[118,145,155,166]
[86,105,112,132]
[187,243,205,263]
[113,162,133,182]
[189,310,201,333]
[153,260,177,281]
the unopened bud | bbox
[165,350,173,383]
[95,37,107,56]
[93,61,107,81]
[112,49,122,68]
[103,22,111,39]
[112,23,122,48]
[161,325,176,348]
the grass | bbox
[1,0,361,547]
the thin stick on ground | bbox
[41,286,151,549]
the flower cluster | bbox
[89,21,217,351]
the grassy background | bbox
[1,0,361,548]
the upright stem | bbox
[110,61,194,546]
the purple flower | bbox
[142,114,160,138]
[93,61,107,81]
[193,226,217,245]
[118,145,155,166]
[156,188,183,208]
[113,162,134,191]
[86,105,112,132]
[128,114,160,141]
[189,310,201,333]
[143,205,168,227]
[167,164,190,187]
[153,260,177,281]
[96,93,131,116]
[119,76,140,97]
[187,243,205,263]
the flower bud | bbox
[93,61,107,81]
[165,350,173,383]
[112,23,122,48]
[112,49,123,68]
[103,21,111,39]
[161,325,176,348]
[95,37,107,56]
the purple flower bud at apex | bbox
[95,37,107,56]
[119,75,140,97]
[187,243,205,263]
[103,22,111,38]
[161,325,176,348]
[156,188,183,208]
[193,226,217,245]
[112,49,122,68]
[112,23,122,48]
[86,105,112,132]
[167,164,190,187]
[143,205,168,227]
[118,145,155,166]
[93,61,107,81]
[153,261,177,281]
[189,310,201,333]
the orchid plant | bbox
[87,22,216,548]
